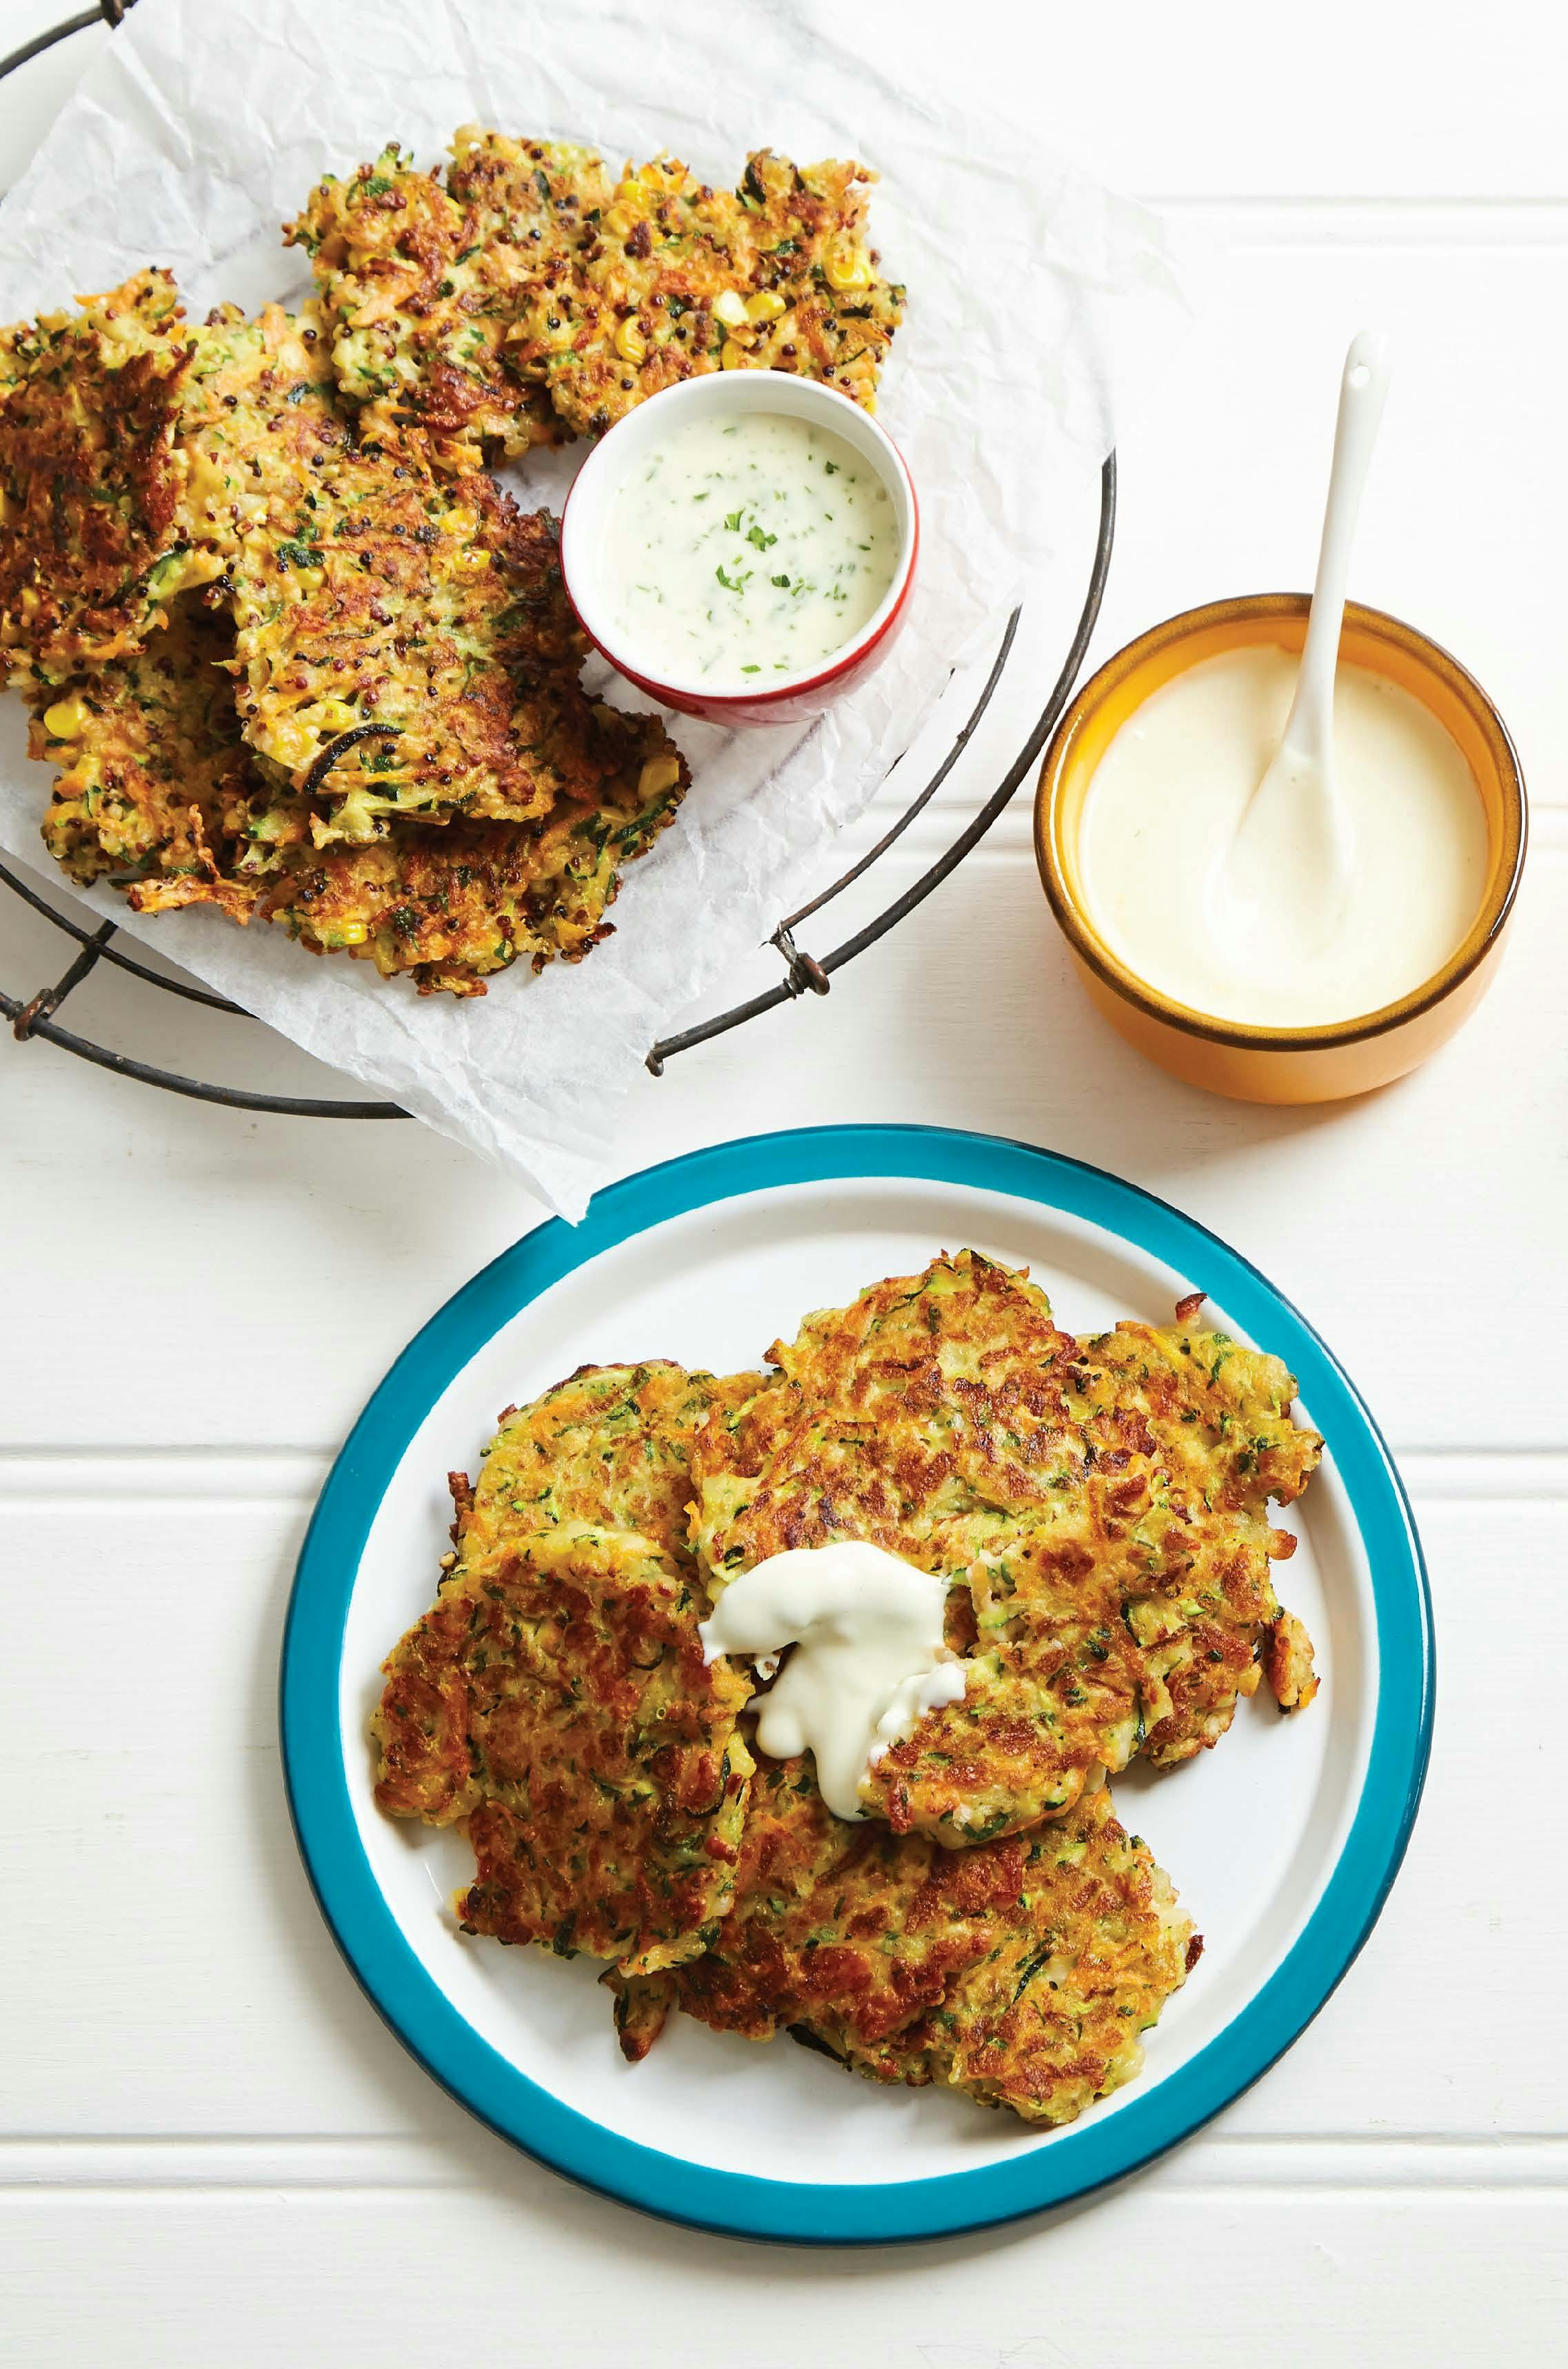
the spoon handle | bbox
[1282,328,1393,765]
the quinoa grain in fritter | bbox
[512,147,903,437]
[283,141,592,473]
[0,271,217,684]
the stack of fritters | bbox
[2,128,904,991]
[286,135,903,468]
[1,271,687,995]
[693,1252,1320,1844]
[376,1364,758,1970]
[372,1253,1322,2128]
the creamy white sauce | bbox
[698,1542,965,1821]
[1079,643,1489,1027]
[602,412,898,688]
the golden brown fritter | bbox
[26,595,262,919]
[0,270,217,684]
[514,148,903,438]
[610,1760,1197,2126]
[691,1253,1320,1845]
[257,730,685,997]
[223,452,584,841]
[374,1521,754,1976]
[292,136,903,449]
[453,1363,761,1572]
[5,274,692,992]
[690,1250,1089,1593]
[21,555,685,999]
[283,141,592,472]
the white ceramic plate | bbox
[281,1126,1431,2241]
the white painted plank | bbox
[836,0,1568,203]
[0,1495,1559,2141]
[3,826,1563,1457]
[4,0,1567,209]
[1,2183,1562,2368]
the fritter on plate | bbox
[450,1362,761,1574]
[374,1520,754,1975]
[691,1252,1320,1845]
[610,1761,1197,2127]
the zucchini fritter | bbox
[285,135,607,472]
[374,1521,754,1976]
[610,1761,1197,2127]
[452,1363,761,1574]
[691,1252,1320,1845]
[27,596,261,919]
[0,270,217,684]
[375,1362,767,1972]
[259,745,684,994]
[515,148,904,439]
[294,135,903,454]
[22,585,684,997]
[5,275,692,992]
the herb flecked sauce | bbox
[603,412,898,688]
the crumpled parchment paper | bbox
[0,0,1189,1216]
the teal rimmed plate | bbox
[280,1124,1431,2243]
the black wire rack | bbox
[0,0,1117,1119]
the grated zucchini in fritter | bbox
[3,272,691,996]
[22,585,683,995]
[607,1761,1198,2126]
[28,597,261,920]
[375,1364,763,1972]
[0,270,218,685]
[285,136,608,472]
[294,134,903,457]
[452,1363,761,1573]
[690,1252,1320,1846]
[374,1521,754,1977]
[514,147,903,439]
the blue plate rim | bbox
[279,1121,1434,2245]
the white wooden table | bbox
[3,3,1565,2357]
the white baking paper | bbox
[0,0,1189,1216]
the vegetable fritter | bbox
[27,595,262,919]
[452,1363,761,1574]
[257,743,685,995]
[609,1761,1197,2126]
[285,135,607,472]
[690,1252,1320,1845]
[294,134,903,455]
[0,270,217,685]
[374,1521,754,1976]
[22,592,685,997]
[4,274,692,993]
[514,148,904,439]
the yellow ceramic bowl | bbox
[1034,593,1527,1104]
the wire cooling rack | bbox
[0,0,1117,1117]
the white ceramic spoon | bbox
[1215,329,1393,956]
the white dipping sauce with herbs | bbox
[602,410,898,688]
